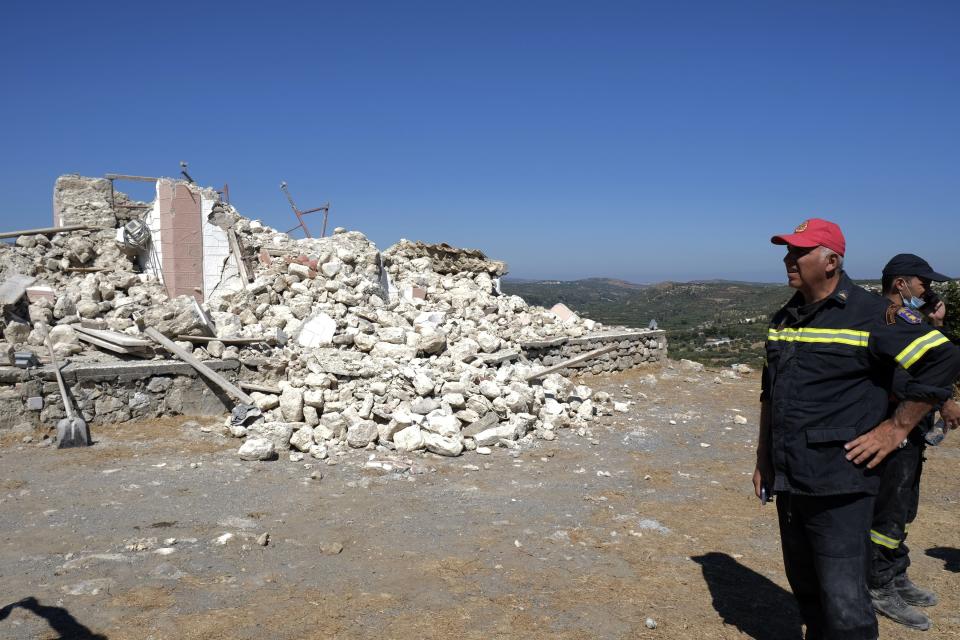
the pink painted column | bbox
[157,181,203,301]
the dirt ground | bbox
[2,364,960,640]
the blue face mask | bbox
[899,282,924,310]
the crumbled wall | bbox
[53,174,144,228]
[521,330,668,376]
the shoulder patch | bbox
[896,308,921,325]
[885,303,900,325]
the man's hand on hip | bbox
[845,419,910,469]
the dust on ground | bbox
[2,366,959,639]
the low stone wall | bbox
[0,329,668,431]
[521,329,667,376]
[0,360,240,430]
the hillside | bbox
[502,277,794,367]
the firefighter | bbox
[868,254,960,630]
[752,219,960,640]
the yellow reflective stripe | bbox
[895,330,950,369]
[870,530,901,549]
[767,327,870,347]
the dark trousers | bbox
[869,437,924,587]
[777,492,878,640]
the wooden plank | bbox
[262,247,295,256]
[104,174,159,182]
[524,344,618,381]
[77,332,151,357]
[227,230,251,285]
[240,382,282,395]
[0,225,91,240]
[143,327,254,405]
[74,326,153,348]
[176,335,268,345]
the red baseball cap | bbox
[771,218,845,257]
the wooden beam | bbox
[227,229,250,286]
[524,344,618,381]
[75,326,153,348]
[0,225,91,240]
[143,327,254,405]
[240,382,282,395]
[76,332,151,357]
[176,335,268,345]
[104,174,159,182]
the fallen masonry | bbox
[0,174,667,461]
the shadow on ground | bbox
[926,546,960,573]
[0,597,107,639]
[692,552,803,640]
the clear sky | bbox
[1,1,957,283]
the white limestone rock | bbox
[251,392,280,411]
[474,424,518,447]
[297,313,337,348]
[423,431,464,457]
[248,422,296,451]
[412,373,435,397]
[680,359,705,372]
[394,425,426,452]
[290,426,315,452]
[476,331,501,353]
[479,380,501,400]
[346,420,379,448]
[238,437,276,461]
[280,386,304,422]
[372,342,417,361]
[424,413,461,438]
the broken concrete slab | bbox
[0,274,37,306]
[297,313,337,348]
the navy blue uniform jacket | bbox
[761,272,960,495]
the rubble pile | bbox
[0,175,665,460]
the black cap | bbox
[881,253,951,281]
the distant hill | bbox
[502,277,791,331]
[501,277,794,367]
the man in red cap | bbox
[754,219,960,640]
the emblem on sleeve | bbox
[896,308,921,324]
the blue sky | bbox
[1,1,957,283]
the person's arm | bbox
[941,398,960,431]
[845,400,936,467]
[846,315,960,468]
[753,400,772,498]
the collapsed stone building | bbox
[0,174,666,460]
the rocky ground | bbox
[2,365,959,640]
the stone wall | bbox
[53,174,145,228]
[521,329,667,376]
[0,360,241,430]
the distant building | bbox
[705,337,732,348]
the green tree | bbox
[938,281,960,344]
